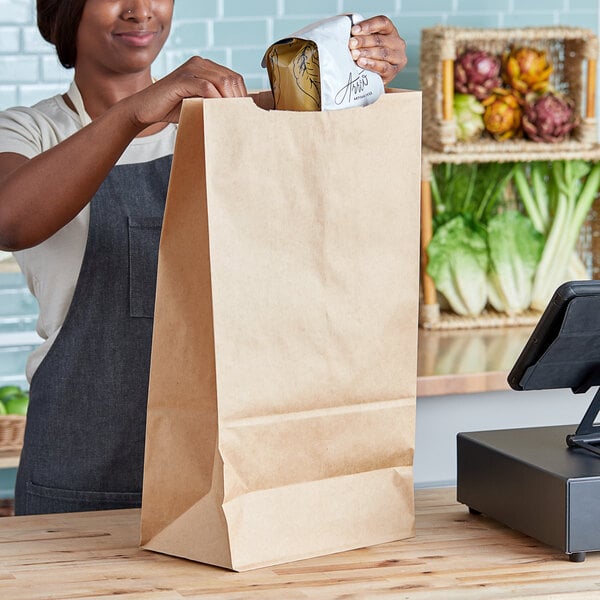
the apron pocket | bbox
[128,217,163,318]
[26,481,142,514]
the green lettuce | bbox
[427,215,488,317]
[486,210,544,315]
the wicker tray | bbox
[419,304,542,331]
[420,25,598,153]
[0,415,25,452]
[419,146,600,330]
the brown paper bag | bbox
[140,89,422,571]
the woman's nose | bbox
[122,1,153,21]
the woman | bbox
[0,0,408,515]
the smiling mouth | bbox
[114,31,158,47]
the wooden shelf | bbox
[422,145,600,168]
[0,450,20,469]
[417,325,534,396]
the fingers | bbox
[190,76,246,99]
[349,15,407,84]
[182,57,248,98]
[351,15,396,36]
[350,31,405,53]
[350,42,407,76]
[130,57,248,127]
[353,55,405,84]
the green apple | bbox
[4,393,28,416]
[0,401,6,416]
[0,385,21,403]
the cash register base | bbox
[457,424,600,562]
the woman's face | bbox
[75,0,173,75]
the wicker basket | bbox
[419,305,542,331]
[420,25,599,153]
[419,145,600,330]
[0,415,25,452]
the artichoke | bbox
[454,49,503,101]
[502,47,552,94]
[482,89,523,140]
[522,92,579,143]
[454,93,485,141]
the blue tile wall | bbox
[502,12,557,28]
[457,0,511,11]
[0,469,17,500]
[0,28,20,52]
[0,271,38,387]
[284,0,340,16]
[0,0,30,24]
[571,0,599,8]
[401,0,454,11]
[224,0,278,18]
[173,0,219,19]
[0,346,35,379]
[0,87,17,108]
[213,19,269,47]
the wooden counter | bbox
[1,487,598,599]
[417,325,533,397]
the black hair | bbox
[37,0,88,69]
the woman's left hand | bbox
[349,15,407,85]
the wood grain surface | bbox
[1,487,599,599]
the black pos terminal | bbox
[457,280,600,562]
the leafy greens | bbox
[427,161,542,317]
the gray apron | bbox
[14,155,171,515]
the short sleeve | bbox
[0,106,47,158]
[0,97,79,159]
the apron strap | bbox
[66,80,92,127]
[66,77,159,128]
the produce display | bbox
[522,92,579,143]
[0,385,29,416]
[514,160,600,310]
[453,94,485,141]
[420,27,599,328]
[454,49,502,100]
[502,47,552,94]
[481,89,523,141]
[453,46,579,143]
[426,160,600,317]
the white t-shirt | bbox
[0,92,177,381]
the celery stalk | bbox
[529,161,600,311]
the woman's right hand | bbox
[125,57,248,128]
